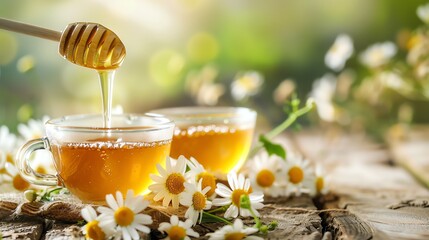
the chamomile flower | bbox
[309,74,337,122]
[282,156,313,196]
[158,215,199,240]
[17,116,55,175]
[246,153,284,197]
[359,42,397,68]
[0,125,18,167]
[30,150,56,175]
[325,34,354,72]
[81,205,115,240]
[149,156,187,208]
[308,166,329,197]
[97,190,153,240]
[212,172,264,219]
[417,3,429,24]
[231,71,264,101]
[4,162,30,191]
[186,157,217,198]
[273,79,296,105]
[0,126,18,184]
[17,116,50,140]
[185,65,225,106]
[206,218,263,240]
[180,179,212,225]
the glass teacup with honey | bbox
[16,113,174,202]
[151,107,257,176]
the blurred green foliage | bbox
[0,0,424,131]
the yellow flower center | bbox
[288,166,304,184]
[192,192,207,211]
[13,174,30,191]
[225,232,246,240]
[85,220,105,240]
[36,166,47,174]
[316,177,324,193]
[197,172,216,197]
[166,173,186,195]
[114,206,134,226]
[168,225,186,240]
[256,169,275,188]
[231,189,248,207]
[407,35,422,50]
[6,153,14,164]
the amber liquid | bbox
[169,125,254,174]
[51,139,171,202]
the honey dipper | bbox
[0,18,125,70]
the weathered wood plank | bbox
[261,196,322,240]
[323,211,372,240]
[0,216,44,240]
[292,128,429,240]
[43,222,84,240]
[387,124,429,188]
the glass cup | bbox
[151,107,256,175]
[16,113,174,202]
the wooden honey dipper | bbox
[0,18,126,70]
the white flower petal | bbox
[122,227,131,240]
[158,222,171,232]
[106,194,119,210]
[224,205,238,219]
[212,198,231,206]
[186,228,200,238]
[156,164,168,177]
[171,215,179,225]
[134,214,153,225]
[150,174,165,183]
[134,224,151,234]
[127,226,139,240]
[116,191,124,207]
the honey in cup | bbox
[16,114,174,202]
[151,107,257,175]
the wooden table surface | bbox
[1,127,429,239]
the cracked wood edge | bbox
[0,216,44,239]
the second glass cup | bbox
[151,107,257,175]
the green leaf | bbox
[201,211,232,224]
[259,135,286,159]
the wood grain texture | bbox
[323,211,372,240]
[292,128,429,240]
[387,124,429,188]
[0,216,44,239]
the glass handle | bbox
[16,137,58,186]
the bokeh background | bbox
[0,0,425,132]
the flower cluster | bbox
[80,190,153,240]
[244,152,329,198]
[0,116,55,193]
[78,156,272,240]
[309,3,429,134]
[143,151,328,239]
[148,156,266,232]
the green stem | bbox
[249,102,314,157]
[47,187,64,195]
[202,211,232,225]
[248,207,262,228]
[208,205,229,214]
